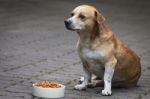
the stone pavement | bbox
[0,0,150,99]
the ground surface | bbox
[0,0,150,99]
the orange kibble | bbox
[33,81,61,88]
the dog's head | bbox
[64,5,105,33]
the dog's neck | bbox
[97,22,112,41]
[77,22,112,48]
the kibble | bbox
[33,81,61,88]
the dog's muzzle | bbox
[64,19,74,30]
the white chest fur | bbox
[80,48,105,60]
[79,47,105,76]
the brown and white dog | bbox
[64,5,141,96]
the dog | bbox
[64,5,141,96]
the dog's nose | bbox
[64,19,71,26]
[64,19,73,30]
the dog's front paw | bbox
[74,84,86,91]
[102,89,112,96]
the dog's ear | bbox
[94,10,111,39]
[94,10,106,34]
[94,10,105,24]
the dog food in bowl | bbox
[32,80,65,98]
[33,80,61,88]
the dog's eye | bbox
[71,13,74,16]
[79,14,86,19]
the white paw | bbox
[74,84,86,90]
[102,89,112,96]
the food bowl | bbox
[32,81,65,98]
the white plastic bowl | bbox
[32,83,65,98]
